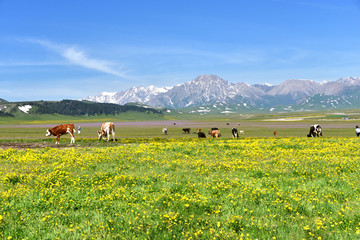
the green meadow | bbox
[1,110,360,239]
[0,109,360,140]
[1,137,360,239]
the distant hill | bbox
[0,100,163,117]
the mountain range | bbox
[83,75,360,111]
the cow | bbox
[273,131,278,137]
[209,129,221,138]
[162,128,168,135]
[196,128,206,138]
[46,124,75,144]
[182,128,191,134]
[307,124,322,137]
[232,128,239,138]
[98,122,116,141]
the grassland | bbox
[1,111,360,239]
[1,137,360,239]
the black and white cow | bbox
[307,124,322,137]
[231,128,239,138]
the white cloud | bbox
[27,39,127,78]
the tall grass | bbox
[1,137,360,239]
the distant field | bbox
[0,118,359,140]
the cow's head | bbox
[97,130,103,140]
[317,127,322,136]
[46,129,52,137]
[97,130,107,140]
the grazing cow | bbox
[162,128,168,135]
[232,128,239,138]
[356,126,360,137]
[46,124,75,144]
[182,128,191,134]
[197,131,206,138]
[307,124,322,137]
[98,122,115,141]
[209,129,221,138]
[239,130,244,135]
[195,128,206,138]
[273,131,278,137]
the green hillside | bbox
[0,100,164,124]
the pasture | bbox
[1,112,360,239]
[1,137,360,239]
[0,117,360,141]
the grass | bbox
[0,111,165,125]
[1,137,360,239]
[0,123,358,140]
[0,111,360,239]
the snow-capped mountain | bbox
[267,79,322,99]
[85,85,172,105]
[83,75,360,110]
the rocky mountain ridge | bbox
[83,75,360,110]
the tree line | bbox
[30,100,163,116]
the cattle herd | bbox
[45,122,325,144]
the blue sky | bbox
[1,0,360,101]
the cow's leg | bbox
[67,128,75,144]
[308,129,313,137]
[70,132,75,144]
[106,130,110,141]
[112,131,116,141]
[56,136,60,144]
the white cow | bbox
[162,128,168,135]
[98,122,116,141]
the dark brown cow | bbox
[182,128,191,134]
[46,124,75,144]
[196,128,206,138]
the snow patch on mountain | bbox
[18,105,32,114]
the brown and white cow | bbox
[46,124,75,144]
[209,129,221,138]
[98,122,115,141]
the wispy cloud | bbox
[26,39,127,78]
